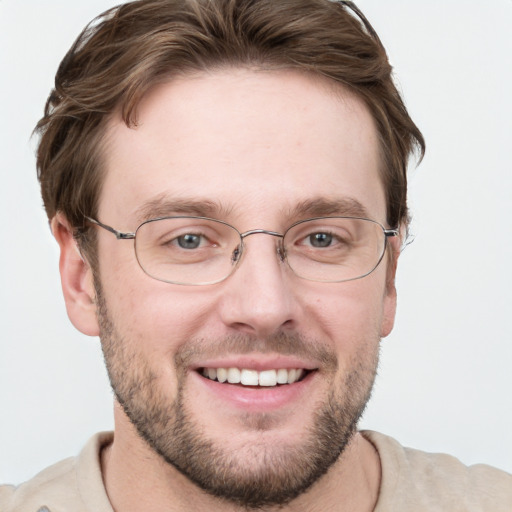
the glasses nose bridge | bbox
[238,229,286,262]
[240,228,284,240]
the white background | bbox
[0,0,511,485]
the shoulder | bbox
[0,432,113,512]
[362,430,512,512]
[0,457,78,512]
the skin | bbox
[52,68,400,512]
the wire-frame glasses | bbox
[86,216,398,285]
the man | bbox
[1,0,511,511]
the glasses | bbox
[86,216,398,286]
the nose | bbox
[217,233,299,337]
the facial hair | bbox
[96,285,380,509]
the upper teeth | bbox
[201,367,305,386]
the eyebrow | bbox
[284,197,371,220]
[134,194,232,223]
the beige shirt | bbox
[1,431,511,511]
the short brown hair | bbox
[36,0,424,259]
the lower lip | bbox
[191,370,316,412]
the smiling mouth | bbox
[199,367,311,387]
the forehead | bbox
[100,69,385,227]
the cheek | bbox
[99,271,222,357]
[303,274,388,350]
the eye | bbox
[308,232,333,248]
[176,233,203,249]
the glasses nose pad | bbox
[277,241,286,262]
[231,244,243,265]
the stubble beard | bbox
[96,286,380,509]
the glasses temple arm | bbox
[85,216,136,240]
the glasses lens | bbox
[134,217,241,285]
[284,217,387,282]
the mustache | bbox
[175,331,338,371]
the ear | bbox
[380,234,400,338]
[51,213,100,336]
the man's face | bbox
[92,69,397,507]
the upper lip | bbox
[190,355,319,372]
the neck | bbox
[101,407,381,512]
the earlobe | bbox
[51,213,100,336]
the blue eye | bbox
[177,234,202,249]
[309,233,333,248]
